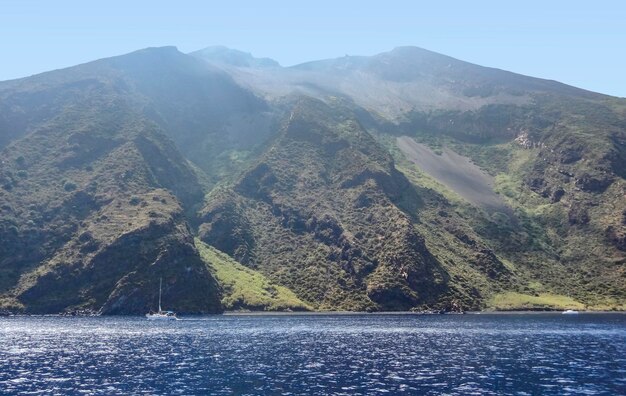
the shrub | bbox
[63,181,77,191]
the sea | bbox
[1,313,624,395]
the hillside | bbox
[195,46,626,309]
[198,97,452,311]
[196,239,311,311]
[0,45,624,314]
[0,48,225,314]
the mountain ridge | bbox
[1,45,624,314]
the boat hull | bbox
[145,313,178,320]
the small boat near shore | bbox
[562,309,579,315]
[146,278,178,320]
[146,310,177,320]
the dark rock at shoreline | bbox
[60,309,100,317]
[0,309,14,316]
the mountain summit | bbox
[191,46,280,68]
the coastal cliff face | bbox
[0,45,624,314]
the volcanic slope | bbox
[198,97,535,310]
[0,47,242,314]
[0,45,624,313]
[195,45,626,309]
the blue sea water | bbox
[0,313,625,395]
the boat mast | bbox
[158,277,162,312]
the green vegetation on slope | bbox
[195,238,312,311]
[0,71,221,315]
[1,45,624,314]
[380,127,626,311]
[487,292,585,311]
[198,98,450,312]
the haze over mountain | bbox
[0,45,624,314]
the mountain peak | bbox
[190,46,280,68]
[388,45,437,55]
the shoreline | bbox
[1,310,625,318]
[225,310,625,316]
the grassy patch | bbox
[488,292,585,311]
[195,239,312,311]
[0,296,24,311]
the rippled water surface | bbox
[1,313,625,395]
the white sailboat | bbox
[146,278,177,320]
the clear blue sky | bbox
[1,0,625,97]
